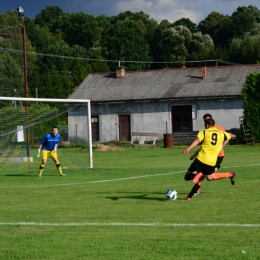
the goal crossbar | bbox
[0,96,93,168]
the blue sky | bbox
[2,0,260,24]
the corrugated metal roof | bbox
[69,65,260,102]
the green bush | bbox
[241,72,260,142]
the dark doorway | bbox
[91,116,100,142]
[172,105,192,132]
[118,115,131,141]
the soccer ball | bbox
[166,189,178,200]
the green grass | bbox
[0,144,260,260]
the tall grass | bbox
[0,144,260,259]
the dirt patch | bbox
[95,144,125,152]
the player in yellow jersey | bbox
[183,118,236,200]
[184,114,236,195]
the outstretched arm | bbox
[183,138,201,155]
[222,139,230,149]
[221,132,233,150]
[230,133,236,139]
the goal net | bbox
[0,97,93,176]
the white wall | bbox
[68,98,243,142]
[68,106,89,142]
[194,98,243,130]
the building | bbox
[68,64,260,143]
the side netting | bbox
[0,97,93,175]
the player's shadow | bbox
[106,193,166,201]
[2,174,64,177]
[105,191,189,201]
[1,174,33,177]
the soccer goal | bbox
[0,96,93,175]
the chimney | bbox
[115,66,126,79]
[202,66,207,78]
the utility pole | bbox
[17,6,30,158]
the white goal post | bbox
[0,96,93,168]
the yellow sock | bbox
[213,172,232,180]
[56,162,62,174]
[39,164,44,175]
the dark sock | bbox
[187,183,201,198]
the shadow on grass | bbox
[105,191,192,201]
[1,174,63,177]
[106,194,166,201]
[1,173,35,177]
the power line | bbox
[0,62,74,74]
[0,48,237,65]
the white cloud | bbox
[4,0,260,22]
[116,0,202,23]
[64,0,260,24]
[151,8,202,24]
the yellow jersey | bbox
[215,124,226,157]
[197,127,231,166]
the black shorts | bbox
[188,158,215,176]
[215,156,224,169]
[188,156,224,172]
[188,159,197,172]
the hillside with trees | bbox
[1,5,260,99]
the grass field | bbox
[0,144,260,260]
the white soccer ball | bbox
[166,189,178,200]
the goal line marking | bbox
[0,222,260,227]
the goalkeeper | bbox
[37,126,65,177]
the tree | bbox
[241,72,260,142]
[197,12,232,48]
[159,26,191,63]
[229,34,260,64]
[249,23,260,36]
[25,18,91,97]
[50,12,99,50]
[69,45,91,87]
[0,10,20,26]
[150,19,172,66]
[114,11,158,45]
[101,20,152,70]
[34,5,63,27]
[173,18,197,33]
[157,25,215,65]
[0,52,23,95]
[0,11,37,97]
[231,5,260,38]
[89,47,109,72]
[188,32,215,61]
